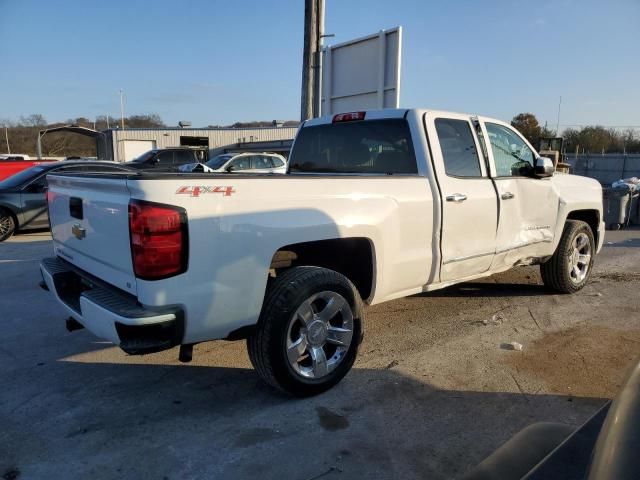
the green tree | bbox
[511,113,542,148]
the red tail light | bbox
[129,200,188,280]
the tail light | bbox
[129,200,188,280]
[333,111,366,123]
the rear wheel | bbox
[0,209,16,242]
[540,220,595,293]
[247,266,363,396]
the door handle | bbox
[446,193,467,203]
[501,192,515,200]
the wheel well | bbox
[270,238,375,301]
[566,210,599,243]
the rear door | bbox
[424,112,498,282]
[229,155,252,172]
[479,119,559,267]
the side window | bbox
[253,156,274,169]
[271,156,284,167]
[174,150,195,165]
[25,175,47,192]
[231,156,251,170]
[156,151,174,165]
[485,123,534,177]
[435,118,482,177]
[80,165,126,173]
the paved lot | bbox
[1,229,639,479]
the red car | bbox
[0,157,56,181]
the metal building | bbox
[97,126,298,162]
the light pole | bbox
[119,89,125,129]
[4,127,9,154]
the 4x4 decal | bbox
[176,186,235,197]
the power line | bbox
[558,124,640,129]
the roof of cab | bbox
[301,108,506,128]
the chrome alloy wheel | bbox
[569,232,592,283]
[0,215,13,236]
[285,291,354,379]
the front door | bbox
[424,112,499,282]
[479,119,559,268]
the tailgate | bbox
[47,174,137,296]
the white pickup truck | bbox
[41,108,604,396]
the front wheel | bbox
[0,209,16,242]
[540,220,595,293]
[247,266,363,396]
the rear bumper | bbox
[40,256,184,354]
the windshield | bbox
[0,166,47,188]
[131,151,155,163]
[205,154,234,169]
[289,119,417,174]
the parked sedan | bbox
[0,161,133,241]
[179,152,287,174]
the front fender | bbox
[550,174,603,252]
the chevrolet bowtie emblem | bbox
[72,223,86,240]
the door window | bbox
[174,150,195,165]
[435,118,482,177]
[230,156,251,170]
[155,151,174,166]
[271,156,285,167]
[485,123,534,177]
[253,156,274,169]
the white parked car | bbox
[0,153,31,161]
[179,152,287,174]
[41,108,604,396]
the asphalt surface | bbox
[1,228,639,480]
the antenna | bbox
[555,96,562,135]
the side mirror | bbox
[534,157,555,178]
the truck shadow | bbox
[1,351,610,480]
[420,280,550,298]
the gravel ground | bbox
[1,228,639,480]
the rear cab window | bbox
[435,118,483,177]
[289,118,418,174]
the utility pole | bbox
[300,0,319,121]
[4,127,10,154]
[312,0,325,118]
[119,89,125,129]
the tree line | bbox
[0,114,166,157]
[511,113,640,154]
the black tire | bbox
[0,208,16,242]
[540,220,595,294]
[247,266,364,397]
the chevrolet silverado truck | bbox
[40,109,604,396]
